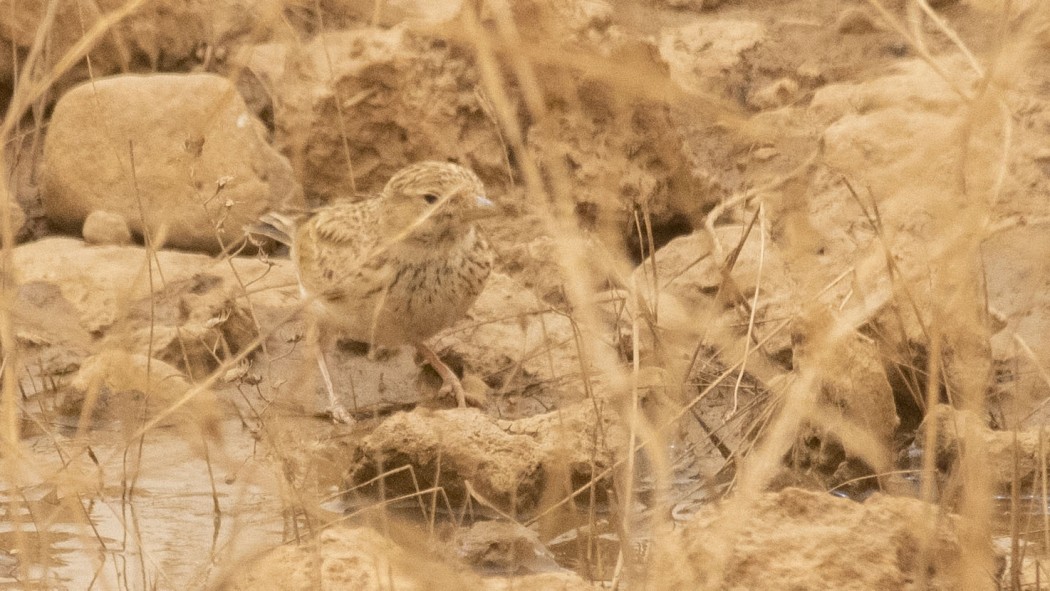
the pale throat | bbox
[390,225,478,262]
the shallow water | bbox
[0,418,287,590]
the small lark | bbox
[256,161,495,423]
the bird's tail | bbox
[245,212,299,247]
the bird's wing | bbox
[246,211,301,246]
[307,199,380,251]
[294,199,387,299]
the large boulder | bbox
[274,26,506,202]
[41,73,300,252]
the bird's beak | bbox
[463,194,500,221]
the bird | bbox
[252,161,496,423]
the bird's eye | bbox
[423,193,440,205]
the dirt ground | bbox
[2,0,1049,589]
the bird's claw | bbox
[438,378,487,408]
[327,405,356,425]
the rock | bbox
[748,77,800,110]
[796,59,824,85]
[526,101,705,254]
[218,524,591,591]
[808,58,969,125]
[437,272,588,402]
[632,226,799,363]
[0,0,289,96]
[14,281,93,392]
[659,0,722,9]
[105,273,258,379]
[658,19,766,95]
[346,408,544,513]
[62,352,222,444]
[279,0,463,31]
[483,572,594,590]
[984,226,1050,408]
[370,0,465,26]
[793,309,899,446]
[41,73,301,252]
[275,27,505,202]
[3,198,26,242]
[226,43,290,127]
[12,237,297,335]
[82,210,132,245]
[219,526,476,591]
[499,400,626,478]
[799,56,1000,406]
[836,8,878,34]
[919,404,1050,489]
[649,488,966,590]
[506,0,615,41]
[522,22,714,243]
[788,307,900,486]
[346,402,625,513]
[454,521,558,574]
[751,147,779,161]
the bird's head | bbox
[379,161,495,245]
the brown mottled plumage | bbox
[258,161,495,423]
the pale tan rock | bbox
[499,400,626,470]
[347,402,624,513]
[504,0,616,40]
[455,521,557,573]
[63,351,222,443]
[371,0,465,26]
[42,73,301,252]
[82,210,132,245]
[659,0,722,9]
[437,272,586,399]
[227,43,289,124]
[12,237,297,335]
[658,20,766,95]
[346,408,544,512]
[808,58,970,125]
[13,281,93,384]
[920,404,1050,488]
[632,226,799,360]
[107,273,258,379]
[521,16,721,236]
[482,572,594,590]
[796,59,824,85]
[649,488,966,590]
[3,198,25,241]
[798,56,1002,407]
[275,27,504,202]
[749,77,800,110]
[836,7,878,34]
[220,526,476,591]
[789,307,900,479]
[984,226,1050,410]
[219,524,590,591]
[0,0,288,95]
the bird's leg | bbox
[416,343,466,408]
[309,318,354,424]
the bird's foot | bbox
[436,374,469,408]
[418,344,485,408]
[326,404,356,425]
